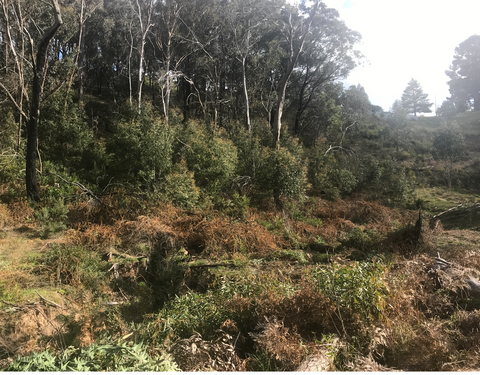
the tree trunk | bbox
[272,0,319,147]
[242,56,251,132]
[26,0,63,202]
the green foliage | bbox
[340,227,380,251]
[39,91,108,182]
[144,273,297,346]
[179,121,238,193]
[313,261,388,322]
[147,248,189,307]
[0,111,23,188]
[356,156,416,206]
[432,124,466,164]
[0,110,17,150]
[34,199,69,239]
[5,340,178,371]
[42,244,107,291]
[436,99,458,118]
[446,35,480,112]
[256,147,309,203]
[107,104,173,187]
[162,159,200,209]
[433,124,466,188]
[401,78,433,115]
[308,151,357,200]
[216,192,250,220]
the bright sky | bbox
[321,0,480,113]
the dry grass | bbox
[250,316,306,370]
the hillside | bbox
[2,187,480,371]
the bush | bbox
[179,121,238,193]
[313,261,388,322]
[107,104,174,187]
[5,340,178,371]
[256,147,309,205]
[34,199,69,239]
[340,227,380,252]
[39,91,108,182]
[308,151,357,200]
[42,244,107,291]
[162,159,200,209]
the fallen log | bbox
[434,202,480,230]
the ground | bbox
[2,187,480,371]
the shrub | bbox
[42,244,107,291]
[107,105,174,187]
[39,91,108,182]
[5,340,178,371]
[313,261,389,322]
[339,227,380,252]
[34,199,69,239]
[308,150,357,200]
[179,121,238,193]
[256,147,309,205]
[162,159,200,209]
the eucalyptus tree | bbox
[270,0,320,147]
[291,6,361,135]
[0,0,28,149]
[129,0,155,113]
[222,0,270,132]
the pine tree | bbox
[401,78,433,116]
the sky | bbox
[321,0,480,113]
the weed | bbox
[42,244,108,291]
[5,339,179,371]
[303,217,323,227]
[339,227,380,252]
[34,199,69,239]
[313,261,389,323]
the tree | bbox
[436,98,457,118]
[271,0,320,147]
[387,100,408,152]
[26,0,63,202]
[291,6,361,135]
[446,35,480,112]
[401,78,432,116]
[433,123,465,189]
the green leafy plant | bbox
[340,227,380,252]
[313,261,389,322]
[179,121,238,194]
[162,159,200,209]
[42,244,107,291]
[5,340,178,371]
[256,147,309,206]
[34,199,69,239]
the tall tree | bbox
[128,0,154,113]
[271,0,320,147]
[26,0,63,201]
[0,0,28,150]
[291,6,361,135]
[446,35,480,112]
[388,100,408,152]
[223,0,269,132]
[401,78,432,116]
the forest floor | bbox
[2,187,480,371]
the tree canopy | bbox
[446,35,480,112]
[401,78,432,116]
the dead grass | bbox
[250,316,306,370]
[0,304,66,358]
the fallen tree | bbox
[434,203,480,230]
